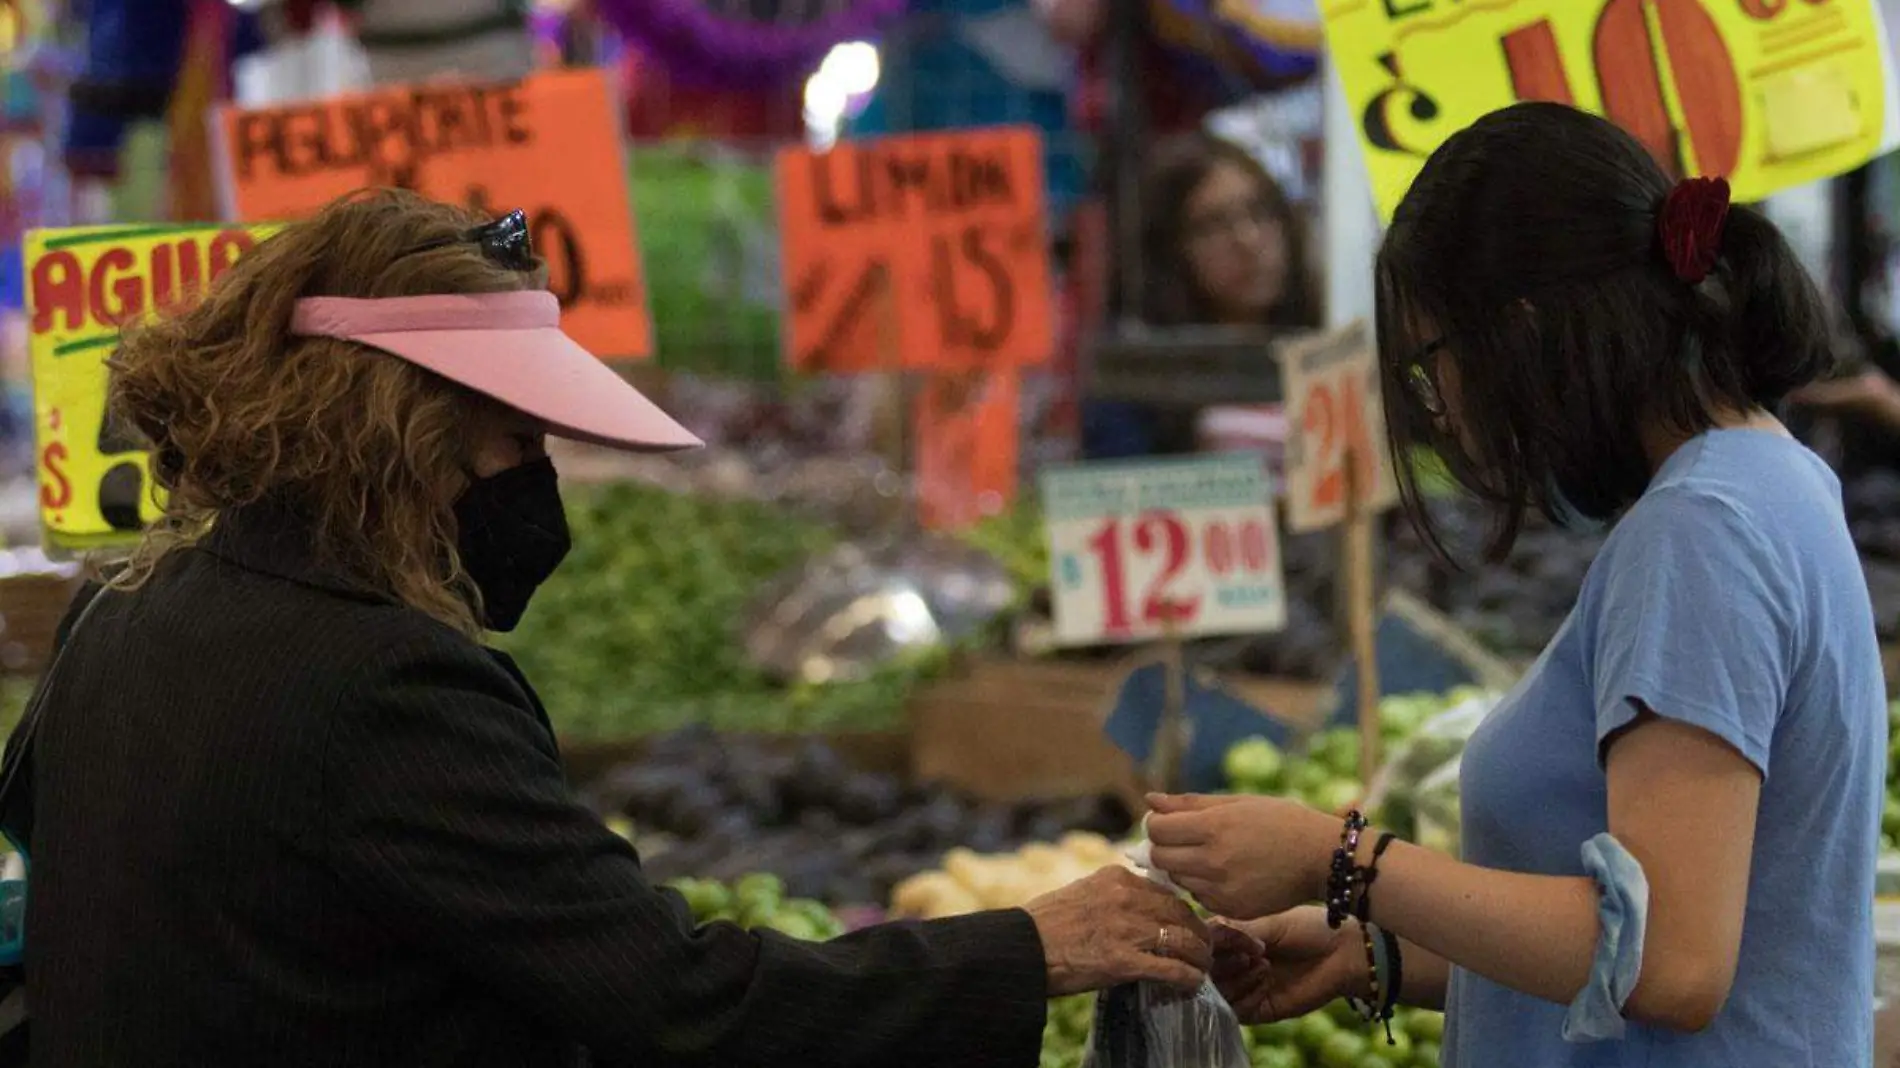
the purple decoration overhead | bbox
[597,0,907,91]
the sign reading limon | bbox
[24,222,282,549]
[1324,0,1900,219]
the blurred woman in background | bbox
[1083,131,1320,459]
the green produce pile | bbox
[665,872,846,942]
[957,503,1049,600]
[1223,693,1448,809]
[498,482,944,738]
[1042,993,1444,1068]
[1225,689,1498,859]
[632,147,783,382]
[1225,728,1377,816]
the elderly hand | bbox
[1145,793,1339,920]
[1024,866,1212,996]
[1212,907,1368,1025]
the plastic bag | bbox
[1082,860,1250,1068]
[1362,688,1501,856]
[1082,977,1252,1068]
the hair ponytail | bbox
[1710,203,1832,404]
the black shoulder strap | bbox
[0,588,111,832]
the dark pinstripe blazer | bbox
[8,503,1048,1067]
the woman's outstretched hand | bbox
[1024,866,1213,996]
[1145,793,1338,920]
[1212,907,1367,1025]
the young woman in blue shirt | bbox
[1144,102,1886,1066]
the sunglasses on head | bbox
[411,209,536,271]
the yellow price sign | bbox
[24,223,281,550]
[1323,0,1900,220]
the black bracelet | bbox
[1353,832,1398,923]
[1325,811,1369,929]
[1381,927,1404,1024]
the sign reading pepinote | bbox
[210,68,652,359]
[775,125,1055,374]
[1041,454,1288,647]
[25,222,282,548]
[1324,0,1900,220]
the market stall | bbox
[7,0,1900,1062]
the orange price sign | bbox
[1276,322,1397,533]
[913,370,1021,531]
[210,68,652,360]
[1327,0,1900,220]
[775,126,1055,374]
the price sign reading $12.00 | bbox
[1041,455,1288,647]
[1277,322,1399,533]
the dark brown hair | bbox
[108,188,547,634]
[1376,103,1831,562]
[1136,132,1320,329]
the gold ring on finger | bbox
[1156,926,1170,955]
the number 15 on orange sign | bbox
[1277,323,1399,533]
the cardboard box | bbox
[908,655,1331,809]
[1876,998,1900,1067]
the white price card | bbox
[1041,454,1287,647]
[1276,321,1398,533]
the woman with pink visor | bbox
[0,190,1207,1068]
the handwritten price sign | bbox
[212,68,652,359]
[914,370,1021,531]
[1277,323,1397,533]
[1327,0,1900,220]
[775,125,1055,374]
[24,222,281,548]
[1041,455,1287,647]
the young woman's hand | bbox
[1145,793,1338,920]
[1212,907,1367,1024]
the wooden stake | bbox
[874,270,909,528]
[1343,444,1381,784]
[1150,607,1188,795]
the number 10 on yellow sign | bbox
[1326,0,1900,220]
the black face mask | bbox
[453,457,571,632]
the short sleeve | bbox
[1589,489,1791,777]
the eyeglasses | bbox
[1406,337,1449,417]
[410,209,537,271]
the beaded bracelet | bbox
[1347,921,1401,1042]
[1324,810,1369,929]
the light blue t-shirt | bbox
[1447,430,1885,1067]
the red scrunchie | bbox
[1657,176,1731,285]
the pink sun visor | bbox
[289,291,702,453]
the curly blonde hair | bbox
[108,189,546,634]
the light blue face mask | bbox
[1546,475,1608,534]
